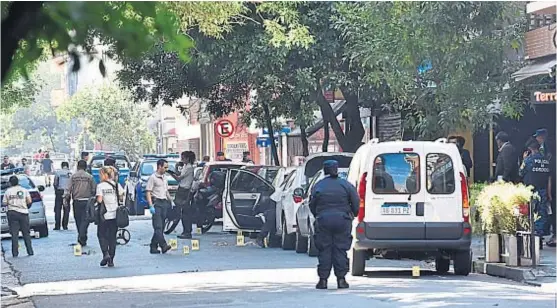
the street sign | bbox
[216,120,235,138]
[256,138,269,148]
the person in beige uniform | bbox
[67,160,96,246]
[146,159,174,254]
[2,176,33,257]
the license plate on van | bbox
[1,216,7,225]
[381,203,411,215]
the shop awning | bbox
[512,57,556,82]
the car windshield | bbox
[141,161,177,176]
[91,157,129,169]
[1,175,35,191]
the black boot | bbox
[100,253,110,267]
[316,279,328,289]
[256,237,265,248]
[337,277,349,289]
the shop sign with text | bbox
[532,90,556,104]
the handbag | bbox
[106,181,129,228]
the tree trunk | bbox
[322,120,329,152]
[340,87,365,153]
[263,103,280,166]
[300,123,309,157]
[1,2,44,82]
[315,89,347,149]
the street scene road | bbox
[2,182,555,308]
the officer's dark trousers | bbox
[54,189,69,229]
[534,189,549,236]
[175,187,193,235]
[151,199,170,249]
[258,207,276,239]
[7,210,33,256]
[97,218,118,259]
[314,212,352,280]
[73,200,89,245]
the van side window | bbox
[372,153,420,194]
[426,153,455,194]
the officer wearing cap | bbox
[53,162,72,230]
[309,160,359,290]
[520,140,552,238]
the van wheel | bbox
[295,228,308,253]
[307,233,318,257]
[435,256,450,274]
[281,219,295,250]
[37,223,48,238]
[350,248,366,276]
[453,250,472,276]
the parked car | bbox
[347,138,472,276]
[88,152,131,187]
[0,168,48,237]
[296,167,351,256]
[241,165,281,184]
[273,152,354,252]
[124,154,180,215]
[272,166,296,189]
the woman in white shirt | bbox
[96,166,123,267]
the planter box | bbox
[485,233,501,263]
[517,232,541,266]
[500,234,519,267]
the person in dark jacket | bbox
[493,132,519,182]
[309,160,359,290]
[449,136,473,177]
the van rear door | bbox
[365,144,426,240]
[424,145,464,240]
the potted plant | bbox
[475,181,537,265]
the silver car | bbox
[1,173,48,237]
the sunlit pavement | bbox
[2,180,556,307]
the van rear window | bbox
[426,153,455,194]
[372,153,420,194]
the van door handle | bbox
[416,202,424,216]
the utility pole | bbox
[158,102,163,154]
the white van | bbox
[347,138,472,276]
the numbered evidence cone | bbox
[169,239,178,250]
[183,246,190,255]
[74,244,82,256]
[236,234,245,246]
[191,239,200,251]
[196,227,202,235]
[412,266,420,278]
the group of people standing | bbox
[493,128,555,247]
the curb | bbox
[473,260,539,284]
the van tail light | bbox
[293,195,303,203]
[30,192,42,203]
[460,172,470,224]
[357,172,367,222]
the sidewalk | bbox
[1,251,35,307]
[472,235,556,289]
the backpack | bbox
[106,181,129,228]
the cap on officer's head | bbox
[533,128,548,137]
[323,160,339,176]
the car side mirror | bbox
[37,185,45,192]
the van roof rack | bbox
[435,138,448,143]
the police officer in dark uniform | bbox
[520,140,552,238]
[309,160,359,290]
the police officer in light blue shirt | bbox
[309,160,359,290]
[53,162,72,230]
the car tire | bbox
[435,256,450,274]
[307,233,319,257]
[453,249,472,276]
[37,223,48,238]
[350,248,366,276]
[267,233,282,248]
[281,218,295,250]
[295,228,308,253]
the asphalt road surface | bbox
[2,180,555,308]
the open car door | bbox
[223,169,275,232]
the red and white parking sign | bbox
[216,119,235,138]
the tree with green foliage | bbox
[335,1,527,138]
[56,84,156,159]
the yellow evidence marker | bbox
[237,230,243,236]
[236,234,245,246]
[74,244,82,256]
[34,231,40,239]
[264,237,269,248]
[183,246,190,255]
[412,266,420,278]
[191,239,200,251]
[169,239,178,250]
[196,227,202,235]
